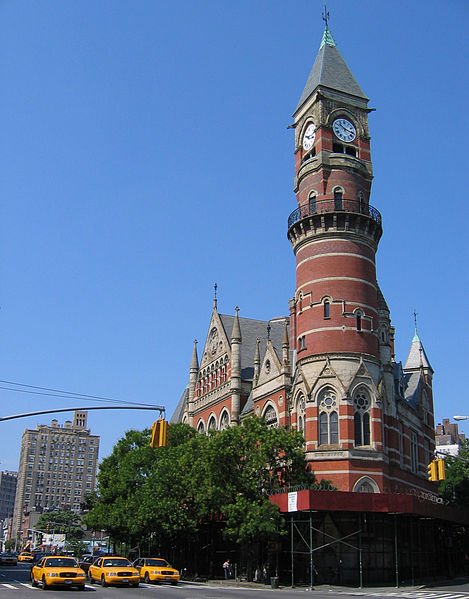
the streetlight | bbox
[453,416,469,421]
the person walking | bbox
[223,559,230,579]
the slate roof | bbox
[170,387,188,424]
[296,27,368,113]
[170,315,289,423]
[404,332,433,371]
[219,314,288,380]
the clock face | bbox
[332,118,356,142]
[302,122,316,151]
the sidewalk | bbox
[188,577,469,592]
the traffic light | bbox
[427,459,437,481]
[436,458,446,480]
[150,418,168,448]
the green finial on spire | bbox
[412,309,420,341]
[320,4,336,48]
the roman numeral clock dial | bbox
[332,118,356,142]
[302,122,316,151]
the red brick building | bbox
[172,21,468,585]
[173,21,436,499]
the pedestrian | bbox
[223,559,230,579]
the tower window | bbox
[356,311,363,332]
[332,143,357,157]
[309,193,317,214]
[298,335,306,350]
[318,388,339,445]
[354,389,371,446]
[323,299,330,319]
[334,188,343,210]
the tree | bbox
[36,510,84,542]
[439,439,469,506]
[85,418,311,570]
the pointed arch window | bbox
[318,388,339,445]
[353,388,371,446]
[197,421,205,435]
[263,405,278,428]
[208,416,217,432]
[220,410,230,430]
[296,393,306,432]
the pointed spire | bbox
[295,13,368,113]
[320,5,336,48]
[231,306,242,341]
[190,339,199,371]
[213,283,218,310]
[404,319,432,372]
[253,338,261,385]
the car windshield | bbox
[103,559,131,567]
[145,559,169,567]
[45,558,78,568]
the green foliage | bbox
[85,418,309,548]
[439,439,469,506]
[36,510,84,542]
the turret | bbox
[230,306,242,424]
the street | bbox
[2,564,469,599]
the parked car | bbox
[30,555,86,590]
[17,551,34,562]
[88,556,139,587]
[0,552,18,566]
[132,557,180,585]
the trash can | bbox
[270,576,279,589]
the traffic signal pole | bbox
[0,405,165,422]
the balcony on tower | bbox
[287,193,382,248]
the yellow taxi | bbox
[17,552,34,563]
[88,555,140,587]
[30,556,86,590]
[132,557,180,585]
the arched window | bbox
[263,404,278,428]
[318,388,339,445]
[353,388,371,446]
[208,416,217,432]
[334,187,343,210]
[355,310,363,332]
[197,421,205,434]
[220,410,230,430]
[296,394,306,432]
[353,477,378,493]
[309,192,317,214]
[323,299,330,319]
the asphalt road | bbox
[2,563,469,599]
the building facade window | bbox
[318,388,338,445]
[410,430,418,473]
[296,394,306,432]
[263,405,278,428]
[353,388,371,446]
[323,299,330,319]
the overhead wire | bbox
[0,379,157,407]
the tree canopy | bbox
[439,439,469,507]
[85,417,312,549]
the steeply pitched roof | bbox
[219,314,288,380]
[296,26,368,113]
[404,332,433,372]
[170,387,188,424]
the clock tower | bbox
[287,20,388,489]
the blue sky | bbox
[0,0,468,471]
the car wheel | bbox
[42,576,49,590]
[101,575,108,587]
[31,575,38,588]
[144,573,150,584]
[78,585,86,591]
[88,573,94,584]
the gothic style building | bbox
[172,21,468,584]
[173,23,435,498]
